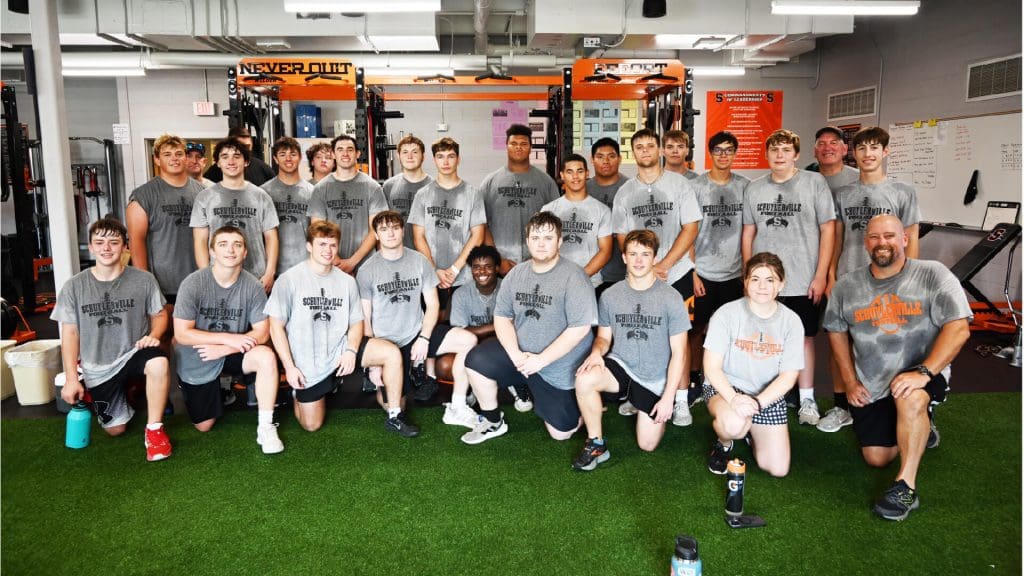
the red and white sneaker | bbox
[145,425,173,461]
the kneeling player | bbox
[572,230,690,471]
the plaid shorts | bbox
[702,383,788,426]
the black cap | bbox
[815,126,844,140]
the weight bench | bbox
[949,223,1022,315]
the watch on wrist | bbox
[914,364,934,378]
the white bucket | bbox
[5,340,62,406]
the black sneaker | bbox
[784,388,799,409]
[873,479,919,521]
[926,420,940,449]
[413,375,439,402]
[708,440,732,475]
[385,412,420,438]
[687,383,703,407]
[572,438,611,471]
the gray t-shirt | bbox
[264,262,363,384]
[823,165,860,195]
[612,170,702,285]
[692,173,750,282]
[588,175,628,283]
[173,267,268,385]
[599,279,690,394]
[261,177,314,275]
[833,180,921,277]
[494,257,597,390]
[742,170,836,296]
[128,177,204,295]
[823,259,972,402]
[682,170,698,181]
[383,174,433,249]
[480,166,559,263]
[541,195,612,286]
[308,172,389,267]
[408,180,487,287]
[450,279,501,328]
[190,183,280,278]
[356,249,439,347]
[51,267,165,388]
[704,298,805,395]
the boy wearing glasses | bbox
[688,131,749,398]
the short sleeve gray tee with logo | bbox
[190,183,280,278]
[308,172,389,267]
[599,279,690,395]
[173,268,268,385]
[450,278,501,328]
[261,177,314,275]
[480,166,559,263]
[383,174,433,249]
[407,180,486,287]
[588,175,628,283]
[833,180,921,277]
[494,258,597,390]
[265,263,363,385]
[51,267,166,388]
[692,173,749,282]
[823,260,972,402]
[541,195,612,286]
[128,177,204,295]
[742,170,836,296]
[356,250,439,347]
[612,170,702,285]
[703,299,805,396]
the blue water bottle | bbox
[670,535,702,576]
[65,401,91,449]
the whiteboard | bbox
[887,112,1021,227]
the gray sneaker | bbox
[461,414,508,445]
[926,420,940,449]
[816,406,853,432]
[671,390,692,427]
[798,398,820,426]
[618,400,638,416]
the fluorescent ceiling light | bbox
[284,0,440,12]
[62,68,146,77]
[655,34,737,49]
[690,66,746,77]
[365,67,454,76]
[771,0,920,15]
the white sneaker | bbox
[442,402,479,429]
[618,400,638,416]
[816,406,853,432]
[672,390,692,427]
[514,396,533,413]
[257,423,284,454]
[798,398,820,426]
[461,414,508,445]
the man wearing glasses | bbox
[688,131,750,405]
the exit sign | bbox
[193,101,216,116]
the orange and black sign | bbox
[236,58,356,86]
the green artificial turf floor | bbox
[2,392,1020,575]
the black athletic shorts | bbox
[362,324,453,396]
[163,293,177,306]
[778,295,823,337]
[88,347,167,429]
[603,358,662,417]
[180,352,256,424]
[850,373,949,448]
[671,269,696,302]
[692,276,744,326]
[465,338,581,432]
[293,373,339,404]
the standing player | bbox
[173,226,284,454]
[266,220,410,435]
[261,136,314,275]
[741,129,836,426]
[191,138,280,293]
[588,137,629,296]
[462,211,597,444]
[305,142,335,186]
[572,230,689,471]
[612,128,701,426]
[308,135,389,274]
[52,218,172,461]
[203,126,275,186]
[383,135,433,249]
[824,215,970,520]
[480,124,559,276]
[662,130,698,180]
[541,154,613,287]
[819,127,921,434]
[689,131,749,404]
[813,126,859,191]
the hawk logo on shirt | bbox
[498,181,534,208]
[213,198,257,229]
[758,194,799,228]
[853,293,923,335]
[706,195,742,228]
[307,288,346,322]
[82,292,133,327]
[377,272,418,304]
[562,211,593,244]
[164,196,193,226]
[632,194,673,229]
[617,303,662,341]
[326,190,363,221]
[427,199,462,230]
[200,298,244,332]
[734,331,784,360]
[275,194,307,224]
[847,197,891,231]
[516,284,552,321]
